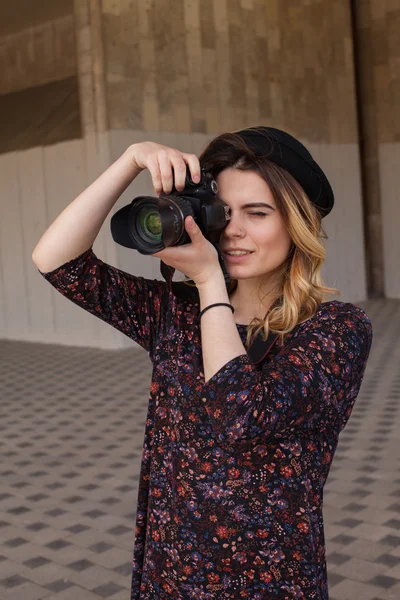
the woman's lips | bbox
[223,252,254,263]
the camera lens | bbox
[138,207,162,241]
[128,200,166,249]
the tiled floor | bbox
[0,298,399,600]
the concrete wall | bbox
[100,0,359,143]
[0,5,80,153]
[0,15,76,96]
[0,77,81,154]
[0,134,118,348]
[0,0,73,37]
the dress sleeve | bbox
[38,247,170,358]
[201,307,373,445]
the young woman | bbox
[32,127,373,600]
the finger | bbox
[157,150,174,194]
[182,153,201,183]
[171,155,188,191]
[185,215,200,238]
[147,157,163,195]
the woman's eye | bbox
[249,212,267,217]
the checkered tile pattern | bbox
[0,298,399,599]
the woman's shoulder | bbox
[292,300,373,353]
[292,299,372,339]
[316,299,372,331]
[286,300,373,365]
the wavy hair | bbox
[197,129,340,350]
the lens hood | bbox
[110,202,137,249]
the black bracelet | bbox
[199,303,235,322]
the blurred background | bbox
[0,0,398,349]
[1,3,400,600]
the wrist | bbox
[124,145,144,177]
[196,270,226,293]
[197,271,230,308]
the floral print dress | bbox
[39,247,373,600]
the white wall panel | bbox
[315,143,367,304]
[0,152,30,338]
[18,147,54,338]
[380,143,400,298]
[0,229,6,336]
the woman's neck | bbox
[230,290,279,325]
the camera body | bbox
[111,168,231,255]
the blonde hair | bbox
[198,132,340,349]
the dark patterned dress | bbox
[39,247,373,600]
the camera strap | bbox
[159,245,280,366]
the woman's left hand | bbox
[151,216,221,286]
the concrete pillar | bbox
[73,0,108,136]
[352,0,400,298]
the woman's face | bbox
[217,168,293,281]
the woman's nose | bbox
[223,216,244,238]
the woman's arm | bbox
[33,141,202,353]
[197,271,247,382]
[32,142,201,273]
[32,148,142,273]
[39,248,171,358]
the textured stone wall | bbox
[0,6,80,154]
[100,0,358,143]
[0,16,76,96]
[0,78,81,154]
[2,0,360,149]
[0,0,73,36]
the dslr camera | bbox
[110,167,231,255]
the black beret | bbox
[232,126,334,218]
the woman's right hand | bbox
[127,142,201,196]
